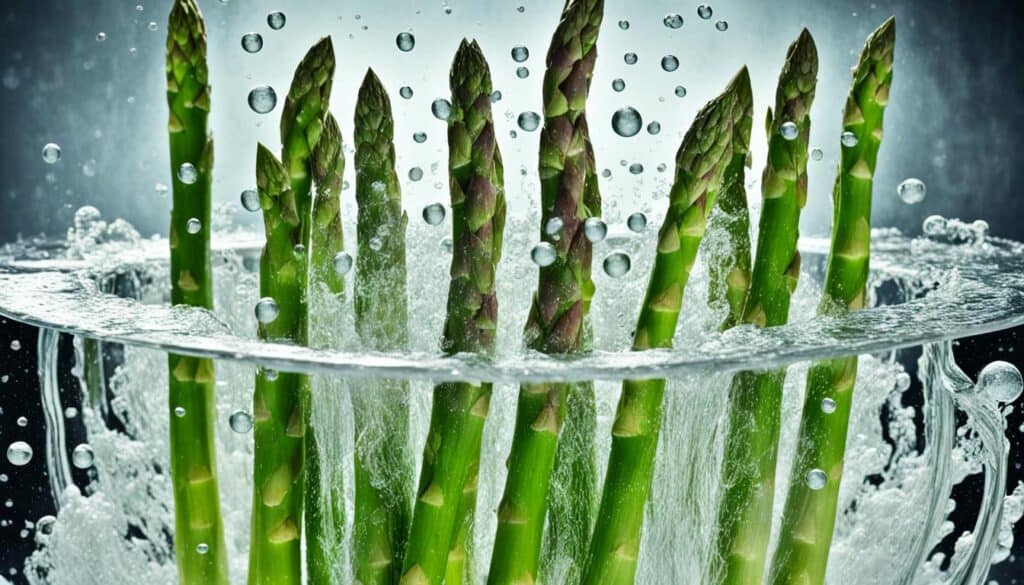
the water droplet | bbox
[186,218,202,234]
[978,361,1023,402]
[96,32,107,42]
[584,218,608,243]
[423,203,446,226]
[517,111,541,132]
[715,20,729,31]
[248,85,278,114]
[780,121,799,141]
[267,11,286,30]
[618,20,630,30]
[922,215,947,237]
[629,163,645,175]
[663,13,684,29]
[241,189,260,212]
[516,66,530,79]
[7,442,32,466]
[491,90,502,102]
[841,131,858,148]
[894,372,911,392]
[10,340,20,351]
[531,242,557,267]
[647,121,661,135]
[612,79,625,92]
[400,86,414,99]
[675,86,687,98]
[413,132,427,143]
[431,99,452,120]
[440,237,454,253]
[369,237,383,251]
[821,398,837,414]
[806,469,827,490]
[148,21,159,32]
[174,406,186,417]
[82,159,97,177]
[228,410,254,433]
[241,32,264,53]
[333,252,354,276]
[811,148,824,161]
[255,297,280,324]
[627,212,648,233]
[661,55,680,72]
[697,4,714,19]
[545,217,564,238]
[603,252,632,277]
[71,444,94,469]
[897,178,926,205]
[41,143,61,164]
[511,46,530,63]
[612,107,643,137]
[196,543,209,555]
[16,416,26,427]
[396,32,416,52]
[624,53,638,65]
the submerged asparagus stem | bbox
[581,70,748,585]
[488,2,605,583]
[353,69,413,585]
[249,38,335,585]
[165,1,227,583]
[713,29,818,585]
[401,40,505,585]
[306,111,346,585]
[768,19,895,585]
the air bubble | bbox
[431,99,452,120]
[612,107,643,137]
[661,55,680,72]
[531,242,557,267]
[248,86,277,114]
[977,361,1023,402]
[241,189,260,212]
[267,11,286,30]
[612,79,625,92]
[396,32,415,52]
[806,468,827,490]
[333,252,353,276]
[241,33,263,53]
[518,111,541,132]
[42,143,62,164]
[7,442,33,466]
[71,444,94,469]
[422,203,446,226]
[186,218,202,234]
[780,121,798,141]
[400,86,414,99]
[627,212,648,233]
[715,20,729,31]
[624,53,638,65]
[409,167,424,182]
[511,46,529,62]
[841,131,859,148]
[584,218,608,243]
[663,14,684,29]
[255,297,280,324]
[603,253,632,278]
[897,178,927,205]
[229,410,253,433]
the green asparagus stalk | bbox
[249,144,306,585]
[767,19,895,585]
[580,70,748,585]
[401,40,506,585]
[165,2,227,583]
[707,74,755,331]
[487,2,605,583]
[306,111,346,585]
[353,69,413,585]
[249,38,336,585]
[712,30,818,585]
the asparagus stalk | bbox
[249,39,335,585]
[488,2,605,583]
[306,111,346,585]
[712,30,818,585]
[767,19,895,585]
[165,2,227,583]
[352,69,413,585]
[401,40,506,585]
[249,144,306,585]
[580,70,748,585]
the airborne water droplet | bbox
[333,252,353,276]
[780,121,799,141]
[71,444,94,469]
[255,297,280,324]
[627,212,648,233]
[267,11,286,30]
[517,111,540,132]
[531,242,557,267]
[431,99,452,120]
[396,32,416,52]
[897,178,927,205]
[603,253,632,278]
[177,162,198,184]
[612,107,643,138]
[248,85,278,114]
[584,218,608,243]
[511,46,530,63]
[977,361,1023,402]
[6,442,31,466]
[42,143,62,164]
[422,203,446,226]
[241,33,263,53]
[229,410,253,433]
[241,189,260,212]
[806,469,827,490]
[661,55,679,72]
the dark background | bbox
[1,0,1024,583]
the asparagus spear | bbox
[249,144,306,585]
[352,69,413,585]
[713,30,818,585]
[306,111,346,585]
[401,39,506,585]
[580,70,748,585]
[488,2,605,583]
[249,39,335,585]
[165,2,227,583]
[767,19,895,585]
